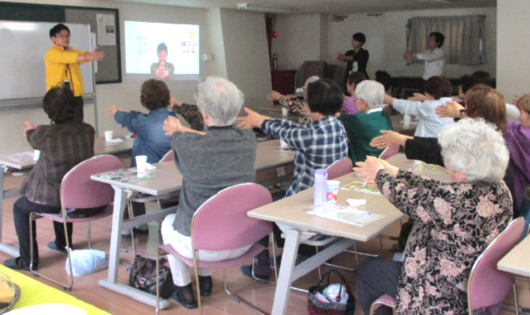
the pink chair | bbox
[29,155,126,290]
[159,150,174,162]
[369,218,525,315]
[467,217,524,315]
[327,158,353,180]
[379,144,400,160]
[155,183,276,315]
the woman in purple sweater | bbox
[505,94,530,212]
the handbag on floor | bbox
[129,255,173,299]
[307,270,355,315]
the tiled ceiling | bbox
[107,0,496,14]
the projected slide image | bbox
[125,21,199,79]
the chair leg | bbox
[513,283,520,315]
[224,269,265,314]
[29,213,37,275]
[156,249,161,315]
[63,211,74,291]
[192,251,203,315]
[87,222,92,249]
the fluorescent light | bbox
[236,3,293,14]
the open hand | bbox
[266,91,283,101]
[407,93,426,102]
[88,47,104,61]
[23,121,36,134]
[236,108,268,129]
[163,116,182,136]
[435,101,464,118]
[353,156,385,182]
[370,130,407,149]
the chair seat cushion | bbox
[160,243,265,269]
[372,294,396,311]
[37,204,113,223]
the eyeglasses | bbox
[55,34,70,39]
[460,109,467,118]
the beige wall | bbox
[271,14,322,71]
[219,9,272,109]
[497,0,530,100]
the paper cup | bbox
[33,150,40,161]
[327,180,341,204]
[105,130,114,142]
[403,115,411,128]
[280,140,289,148]
[135,155,147,172]
[282,107,288,117]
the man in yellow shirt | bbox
[45,24,104,122]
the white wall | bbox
[219,9,272,109]
[497,0,530,100]
[271,14,321,71]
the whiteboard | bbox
[0,21,94,102]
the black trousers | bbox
[356,257,403,315]
[13,196,72,265]
[75,96,84,123]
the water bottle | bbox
[313,169,328,205]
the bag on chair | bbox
[129,255,173,299]
[307,270,355,315]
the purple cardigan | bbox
[341,96,358,115]
[505,121,530,208]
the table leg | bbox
[271,230,356,315]
[0,166,20,257]
[271,229,302,315]
[98,186,172,308]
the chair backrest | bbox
[60,155,126,209]
[159,150,173,163]
[190,183,273,251]
[326,158,353,180]
[379,144,400,160]
[467,217,525,311]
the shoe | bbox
[241,265,270,281]
[4,257,36,271]
[171,284,198,309]
[198,276,212,297]
[48,241,68,254]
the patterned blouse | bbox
[278,96,312,125]
[375,169,513,315]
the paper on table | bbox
[307,204,385,227]
[341,181,381,195]
[93,169,156,183]
[0,151,36,164]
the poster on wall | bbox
[96,13,116,46]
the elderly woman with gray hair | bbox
[161,76,257,309]
[354,118,513,315]
[338,80,393,163]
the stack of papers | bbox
[0,151,37,164]
[308,204,385,227]
[93,169,156,183]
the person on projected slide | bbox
[151,43,175,80]
[45,23,104,123]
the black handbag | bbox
[307,270,355,315]
[129,255,173,299]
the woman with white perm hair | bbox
[161,76,257,309]
[354,118,513,314]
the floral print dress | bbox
[375,169,513,314]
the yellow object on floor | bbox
[0,264,111,315]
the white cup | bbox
[104,130,114,142]
[33,150,40,161]
[135,155,148,172]
[282,107,288,117]
[280,140,289,148]
[403,115,411,128]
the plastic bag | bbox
[323,283,349,305]
[65,249,109,277]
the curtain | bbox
[406,15,486,65]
